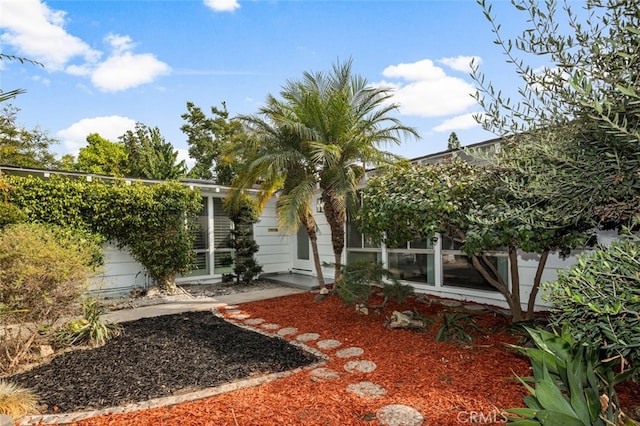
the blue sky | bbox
[0,0,530,165]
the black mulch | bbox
[9,311,320,414]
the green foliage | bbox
[435,312,474,344]
[447,132,461,150]
[336,261,413,309]
[76,133,128,176]
[181,101,244,183]
[505,328,637,425]
[6,175,202,293]
[223,195,262,283]
[54,298,122,348]
[544,236,640,374]
[0,201,26,228]
[0,380,39,419]
[119,122,187,180]
[0,105,60,169]
[90,181,202,292]
[0,223,102,373]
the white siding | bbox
[90,242,149,298]
[254,198,292,274]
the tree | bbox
[0,105,60,169]
[447,132,461,150]
[119,123,187,180]
[473,0,640,228]
[229,96,327,288]
[276,59,419,282]
[180,101,244,184]
[76,133,127,176]
[223,195,263,284]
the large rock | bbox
[386,311,426,330]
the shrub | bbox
[0,223,102,374]
[336,261,413,310]
[0,380,38,419]
[54,298,122,348]
[543,236,640,374]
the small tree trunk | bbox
[321,192,345,285]
[470,254,522,322]
[155,275,178,294]
[508,246,524,322]
[527,250,549,319]
[304,213,325,288]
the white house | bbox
[0,139,591,311]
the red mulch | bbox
[71,293,639,426]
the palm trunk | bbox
[303,213,325,288]
[321,192,345,284]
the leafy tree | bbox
[181,101,244,184]
[76,133,128,176]
[275,59,419,282]
[447,132,461,150]
[473,0,640,228]
[119,123,187,180]
[0,106,60,169]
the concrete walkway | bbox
[104,286,306,323]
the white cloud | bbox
[176,148,195,170]
[377,59,478,118]
[438,56,481,73]
[0,1,170,91]
[0,0,100,70]
[57,116,136,155]
[433,112,484,133]
[203,0,240,12]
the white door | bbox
[292,227,314,274]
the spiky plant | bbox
[0,380,38,419]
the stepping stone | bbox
[244,318,265,325]
[225,309,242,315]
[221,305,240,310]
[277,327,298,336]
[229,314,250,320]
[317,339,342,350]
[309,367,341,382]
[344,360,377,373]
[346,381,386,398]
[261,323,280,330]
[296,332,321,342]
[376,404,425,426]
[335,346,364,358]
[440,300,462,308]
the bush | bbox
[54,298,122,348]
[0,223,102,373]
[543,236,640,374]
[336,261,413,310]
[0,380,38,419]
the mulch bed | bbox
[9,311,319,414]
[12,292,640,425]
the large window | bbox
[346,222,381,264]
[187,196,210,277]
[213,198,233,274]
[440,235,506,291]
[387,236,435,285]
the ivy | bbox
[6,175,202,292]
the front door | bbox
[292,227,313,274]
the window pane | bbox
[186,252,210,276]
[213,198,232,249]
[442,254,503,291]
[388,252,435,284]
[409,236,434,249]
[297,227,309,260]
[346,222,362,248]
[214,250,234,274]
[346,251,381,264]
[193,197,209,250]
[441,234,464,250]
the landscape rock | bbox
[376,404,425,426]
[346,381,386,398]
[387,311,426,330]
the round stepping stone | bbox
[229,314,250,320]
[376,404,425,426]
[296,332,321,342]
[277,327,298,336]
[244,318,265,325]
[335,346,364,358]
[344,360,377,373]
[261,323,280,330]
[225,309,242,315]
[309,367,341,382]
[346,381,386,398]
[317,339,342,350]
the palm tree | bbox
[279,59,420,282]
[227,96,326,288]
